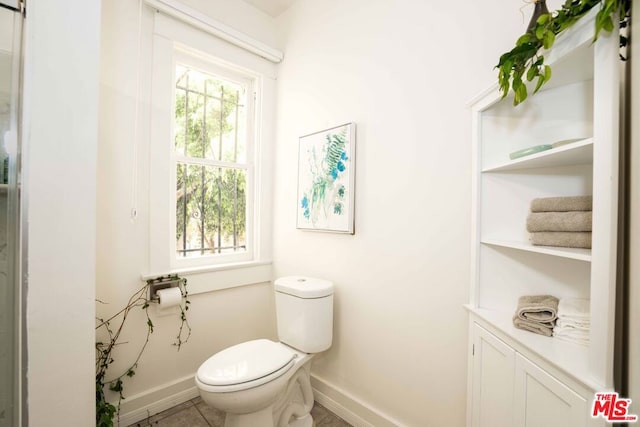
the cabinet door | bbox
[471,324,515,427]
[514,354,588,427]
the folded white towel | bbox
[556,318,590,330]
[558,313,591,321]
[553,326,589,349]
[554,325,589,336]
[554,334,589,346]
[557,298,590,319]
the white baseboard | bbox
[310,375,403,427]
[116,372,402,427]
[116,374,199,427]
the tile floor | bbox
[127,396,352,427]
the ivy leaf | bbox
[542,31,556,49]
[496,51,511,67]
[500,78,510,99]
[517,34,534,46]
[537,14,551,26]
[512,76,521,92]
[503,59,513,73]
[526,66,537,82]
[517,84,528,104]
[534,75,546,94]
[109,379,123,393]
[544,65,552,82]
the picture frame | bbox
[296,122,356,234]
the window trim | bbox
[169,49,257,269]
[147,11,275,290]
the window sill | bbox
[142,260,273,295]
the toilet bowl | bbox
[195,276,334,427]
[196,339,314,427]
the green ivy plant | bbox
[95,275,192,427]
[496,0,631,106]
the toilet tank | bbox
[274,276,334,353]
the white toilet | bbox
[195,276,334,427]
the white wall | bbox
[272,1,537,425]
[23,0,101,424]
[97,0,279,417]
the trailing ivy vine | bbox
[95,275,191,427]
[496,0,631,106]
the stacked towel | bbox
[553,298,590,346]
[527,196,592,249]
[512,295,559,337]
[530,196,592,212]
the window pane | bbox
[185,91,205,158]
[174,66,247,163]
[176,163,247,258]
[176,65,188,88]
[174,86,186,156]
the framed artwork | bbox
[296,122,356,234]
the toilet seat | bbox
[196,339,296,392]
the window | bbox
[170,53,255,266]
[148,13,275,284]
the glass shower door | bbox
[0,3,22,426]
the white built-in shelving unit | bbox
[466,9,620,427]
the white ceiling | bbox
[242,0,299,17]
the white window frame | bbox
[147,11,274,289]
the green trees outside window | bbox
[174,66,249,257]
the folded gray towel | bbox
[526,211,592,232]
[513,315,554,337]
[530,195,592,212]
[529,231,592,249]
[516,295,559,322]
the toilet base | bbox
[272,359,314,427]
[289,413,313,427]
[224,406,274,427]
[222,408,313,427]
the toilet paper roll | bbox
[157,287,182,308]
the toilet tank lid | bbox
[274,276,334,298]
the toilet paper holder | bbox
[148,275,183,302]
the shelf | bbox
[465,305,601,391]
[482,138,593,173]
[481,239,591,262]
[469,6,619,391]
